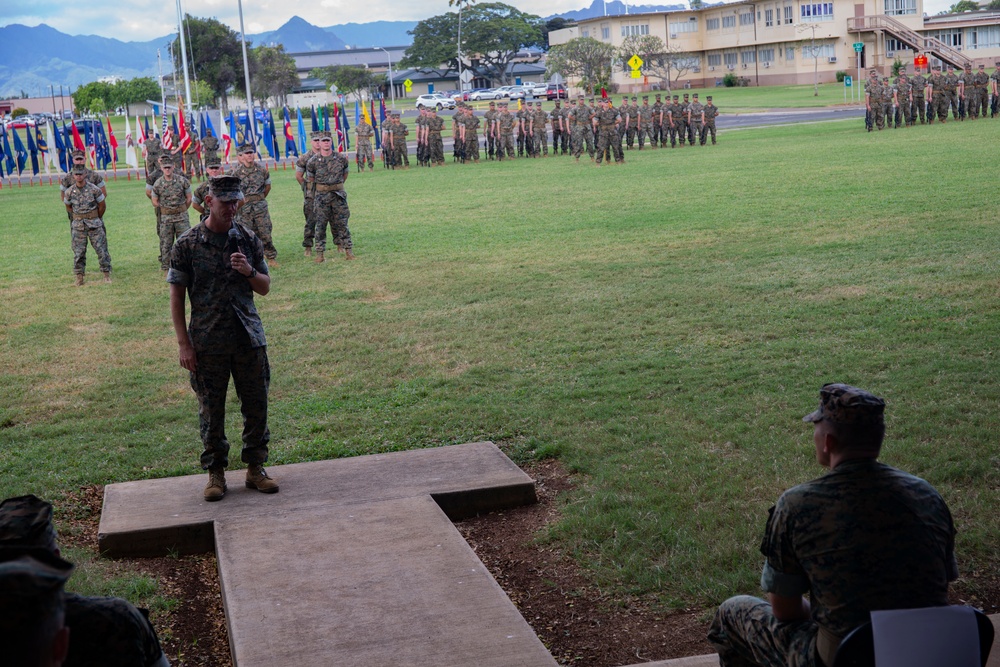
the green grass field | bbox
[1,117,997,617]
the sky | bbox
[0,0,957,42]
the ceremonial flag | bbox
[204,109,217,144]
[377,99,387,150]
[283,107,297,157]
[136,114,146,157]
[44,121,58,171]
[161,110,173,151]
[52,121,68,172]
[171,113,179,140]
[261,109,275,159]
[82,121,96,168]
[296,107,306,154]
[124,115,138,169]
[355,101,361,128]
[26,124,40,175]
[310,105,319,132]
[145,115,153,140]
[332,103,341,151]
[224,111,235,162]
[70,120,85,151]
[95,120,111,170]
[1,123,14,176]
[240,110,256,154]
[177,101,192,153]
[322,106,330,136]
[106,116,119,164]
[340,103,350,151]
[11,128,28,174]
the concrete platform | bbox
[100,442,555,667]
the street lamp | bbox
[796,22,820,97]
[376,46,395,110]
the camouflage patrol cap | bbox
[655,93,662,98]
[683,93,690,98]
[71,149,85,159]
[978,63,985,68]
[205,156,222,168]
[673,95,679,100]
[238,143,255,154]
[588,97,595,103]
[642,95,649,101]
[71,164,87,175]
[707,95,713,100]
[693,93,699,98]
[803,383,885,426]
[208,175,244,202]
[0,495,58,553]
[0,555,74,630]
[996,61,1000,66]
[158,153,176,164]
[319,130,332,139]
[489,100,496,106]
[631,96,637,101]
[309,131,323,140]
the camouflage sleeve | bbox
[759,502,809,597]
[64,594,166,667]
[166,235,193,286]
[245,228,269,277]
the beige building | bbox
[548,2,1000,91]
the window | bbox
[707,17,720,30]
[765,9,774,26]
[723,50,739,66]
[722,15,736,28]
[885,38,910,52]
[621,24,650,37]
[740,11,755,25]
[676,56,701,69]
[784,4,794,23]
[582,29,590,37]
[801,2,834,21]
[741,48,757,64]
[786,46,796,60]
[708,53,722,66]
[759,47,775,62]
[884,0,916,15]
[602,26,610,39]
[969,25,1000,49]
[926,29,962,47]
[803,43,836,58]
[670,19,699,33]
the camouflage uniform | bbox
[929,68,948,122]
[202,133,220,163]
[570,98,594,159]
[497,106,516,160]
[867,78,886,130]
[651,94,663,146]
[702,98,719,145]
[550,102,566,155]
[306,150,353,253]
[65,593,167,667]
[516,104,529,157]
[484,103,499,160]
[594,103,623,164]
[145,136,162,169]
[151,172,192,271]
[893,75,911,128]
[192,179,212,223]
[65,180,112,276]
[688,96,704,145]
[295,147,317,249]
[167,220,271,471]
[231,159,277,261]
[678,95,691,146]
[943,69,960,120]
[426,114,445,165]
[991,64,1000,117]
[909,71,928,124]
[464,111,481,162]
[637,98,654,149]
[972,66,990,118]
[355,120,375,169]
[532,104,548,157]
[708,384,957,667]
[390,116,410,167]
[667,96,683,147]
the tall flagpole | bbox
[237,0,255,146]
[175,0,194,120]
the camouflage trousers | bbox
[71,217,112,275]
[701,121,717,145]
[312,190,352,252]
[911,96,927,123]
[595,127,623,164]
[533,130,547,156]
[465,134,480,161]
[707,595,818,667]
[676,120,689,145]
[302,195,317,248]
[159,213,189,271]
[190,344,270,470]
[689,121,703,144]
[933,94,949,122]
[872,104,886,130]
[945,91,960,120]
[553,129,567,154]
[235,201,276,260]
[571,128,594,159]
[358,139,374,168]
[625,125,637,148]
[393,138,409,167]
[486,133,497,159]
[498,132,515,160]
[429,133,444,164]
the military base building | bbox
[548,0,1000,91]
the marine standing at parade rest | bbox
[667,95,681,147]
[958,65,973,120]
[391,113,410,168]
[972,64,989,119]
[192,157,225,223]
[687,94,705,145]
[550,101,566,155]
[145,134,163,170]
[893,71,912,128]
[593,98,624,165]
[652,93,664,147]
[168,174,278,502]
[415,107,429,166]
[483,101,499,160]
[464,106,481,163]
[305,131,355,261]
[928,65,946,123]
[679,94,692,146]
[702,96,719,145]
[201,128,220,164]
[865,75,884,131]
[991,62,1000,117]
[426,109,445,166]
[910,67,928,124]
[570,95,594,162]
[59,149,106,222]
[295,132,322,256]
[531,101,548,157]
[231,144,278,267]
[497,102,516,161]
[355,116,375,171]
[943,66,960,120]
[150,154,192,274]
[637,96,653,150]
[64,164,112,286]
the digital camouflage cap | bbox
[0,495,58,553]
[802,383,885,426]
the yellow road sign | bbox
[630,70,641,79]
[627,54,643,70]
[404,78,413,92]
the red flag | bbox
[106,116,119,163]
[600,88,608,99]
[333,103,342,151]
[284,114,294,143]
[177,99,192,153]
[71,121,85,151]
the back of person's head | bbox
[0,494,59,554]
[0,554,74,666]
[803,383,886,454]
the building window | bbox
[582,29,590,37]
[884,0,916,15]
[803,42,836,58]
[885,38,910,52]
[707,17,720,30]
[621,24,650,36]
[786,46,796,60]
[927,29,962,47]
[759,47,775,62]
[739,11,755,25]
[741,48,757,64]
[670,19,699,34]
[677,56,701,69]
[969,25,1000,49]
[708,53,722,66]
[765,9,774,26]
[602,26,610,39]
[801,2,834,21]
[784,4,794,23]
[722,15,736,28]
[724,50,739,66]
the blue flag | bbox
[25,124,39,175]
[296,107,306,154]
[373,101,380,150]
[11,128,28,174]
[261,109,276,158]
[95,120,111,170]
[282,107,297,158]
[204,110,217,143]
[228,111,237,152]
[322,106,330,135]
[53,121,68,172]
[0,123,11,176]
[311,106,319,132]
[145,116,153,140]
[171,113,179,138]
[340,104,350,151]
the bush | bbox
[891,58,904,77]
[722,72,738,87]
[836,70,847,83]
[11,107,29,118]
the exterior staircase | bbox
[847,14,972,69]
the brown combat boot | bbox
[267,258,280,268]
[102,271,112,283]
[245,464,279,493]
[304,247,312,257]
[344,249,355,260]
[204,467,227,501]
[74,274,85,287]
[314,250,325,263]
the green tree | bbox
[171,15,246,112]
[546,37,615,94]
[72,81,114,115]
[621,37,700,91]
[108,77,161,115]
[401,14,461,70]
[946,0,979,10]
[311,65,381,103]
[988,0,1000,9]
[251,45,299,107]
[542,17,575,48]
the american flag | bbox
[161,112,173,151]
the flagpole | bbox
[237,0,255,148]
[175,0,194,123]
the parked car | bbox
[546,84,568,100]
[507,86,528,100]
[531,83,549,96]
[492,86,514,97]
[414,93,457,110]
[469,88,502,101]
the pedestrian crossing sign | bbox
[404,79,413,92]
[628,55,643,70]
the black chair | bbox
[832,607,994,667]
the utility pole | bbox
[376,47,396,110]
[237,0,255,147]
[174,0,194,120]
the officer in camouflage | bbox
[201,127,220,164]
[426,108,446,165]
[64,164,112,286]
[0,494,170,667]
[355,115,376,171]
[59,149,106,222]
[151,154,192,273]
[168,175,278,501]
[231,144,278,267]
[497,102,516,160]
[0,553,73,667]
[296,132,322,256]
[192,157,225,222]
[305,131,355,261]
[708,383,957,667]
